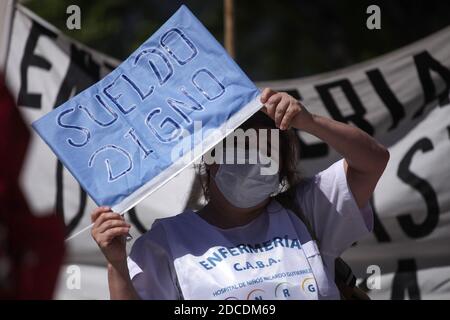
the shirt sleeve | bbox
[295,158,374,257]
[126,221,181,300]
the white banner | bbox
[3,4,450,299]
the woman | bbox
[91,88,389,300]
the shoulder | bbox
[132,210,193,250]
[295,159,346,201]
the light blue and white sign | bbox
[32,5,261,213]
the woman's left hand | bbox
[260,88,313,130]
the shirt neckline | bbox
[187,206,268,233]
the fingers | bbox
[97,219,131,234]
[274,96,290,127]
[280,105,299,130]
[103,227,130,242]
[91,208,130,237]
[93,211,123,229]
[91,206,111,223]
[96,227,129,248]
[263,93,282,119]
[91,210,130,246]
[260,88,277,104]
[260,89,301,130]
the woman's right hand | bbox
[91,206,131,267]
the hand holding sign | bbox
[260,88,313,130]
[32,5,261,216]
[90,207,129,266]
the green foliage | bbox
[24,0,450,81]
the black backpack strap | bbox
[334,257,356,288]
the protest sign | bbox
[31,5,261,213]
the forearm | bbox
[108,262,140,300]
[298,114,389,173]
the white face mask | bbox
[213,163,280,208]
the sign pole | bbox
[224,0,235,59]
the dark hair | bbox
[185,111,303,209]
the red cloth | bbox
[0,75,65,299]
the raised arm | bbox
[261,88,389,209]
[91,207,140,300]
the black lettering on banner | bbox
[127,207,148,234]
[366,69,405,131]
[56,160,87,235]
[397,138,440,238]
[391,258,421,300]
[297,133,329,159]
[413,51,450,118]
[371,198,391,242]
[54,43,101,107]
[315,79,374,135]
[18,21,57,109]
[284,89,302,100]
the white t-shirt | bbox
[127,159,373,300]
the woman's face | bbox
[206,125,281,209]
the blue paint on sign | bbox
[32,5,260,211]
